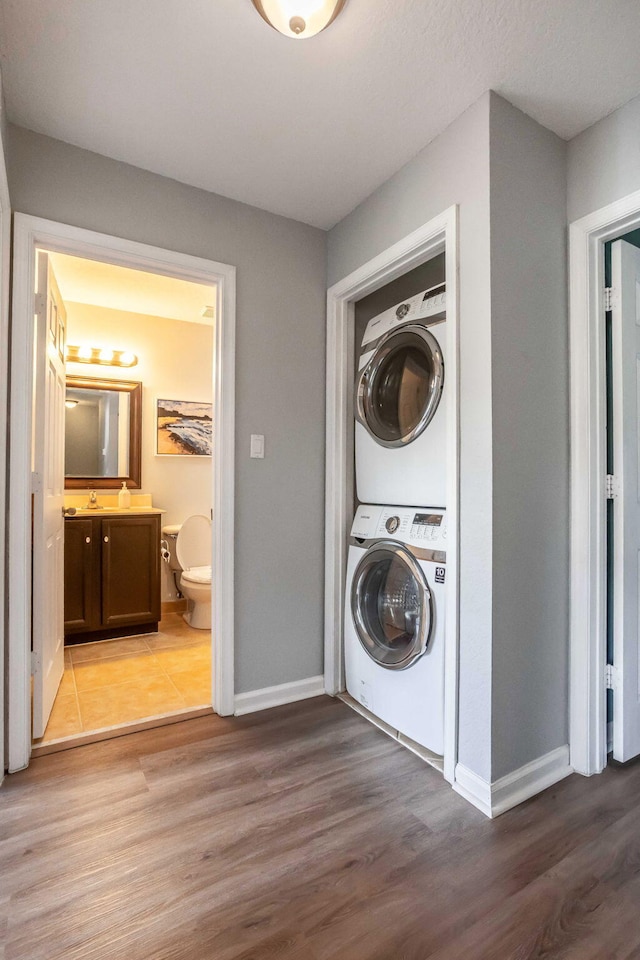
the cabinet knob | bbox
[103,536,109,543]
[85,537,91,544]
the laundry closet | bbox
[342,252,449,766]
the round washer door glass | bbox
[358,325,444,448]
[351,542,433,670]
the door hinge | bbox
[604,287,614,312]
[31,470,42,495]
[606,663,618,690]
[30,650,40,676]
[606,474,619,499]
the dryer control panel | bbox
[361,283,446,348]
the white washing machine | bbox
[355,283,447,507]
[344,504,446,755]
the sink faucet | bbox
[86,488,99,509]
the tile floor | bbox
[35,613,212,744]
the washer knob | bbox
[385,515,400,534]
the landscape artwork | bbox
[156,399,212,456]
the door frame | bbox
[0,123,11,783]
[324,205,459,783]
[7,214,236,772]
[569,188,640,776]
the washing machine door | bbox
[351,541,433,670]
[356,324,444,448]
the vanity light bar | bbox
[65,345,138,368]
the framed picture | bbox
[156,399,212,456]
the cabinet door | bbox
[64,518,99,634]
[101,516,161,628]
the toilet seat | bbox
[176,515,211,570]
[181,565,212,585]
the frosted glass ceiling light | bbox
[251,0,347,38]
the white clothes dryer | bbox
[344,504,446,755]
[355,283,447,507]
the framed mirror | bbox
[64,376,142,489]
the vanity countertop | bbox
[63,492,161,516]
[66,507,165,518]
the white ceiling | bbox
[48,252,216,324]
[2,0,640,229]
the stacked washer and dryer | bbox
[345,282,448,756]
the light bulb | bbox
[119,351,137,367]
[78,346,92,361]
[99,349,114,363]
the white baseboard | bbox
[234,676,325,717]
[453,763,493,817]
[454,744,572,819]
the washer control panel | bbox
[361,506,446,546]
[409,512,446,542]
[351,505,446,545]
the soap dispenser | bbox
[118,481,131,510]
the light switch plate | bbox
[250,434,265,459]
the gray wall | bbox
[568,92,640,223]
[329,93,495,782]
[7,124,327,695]
[489,94,568,779]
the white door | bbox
[611,238,640,761]
[32,251,66,738]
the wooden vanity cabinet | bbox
[64,518,99,634]
[64,514,161,643]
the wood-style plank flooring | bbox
[2,696,640,959]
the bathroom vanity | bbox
[64,510,162,643]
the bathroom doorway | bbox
[8,216,236,771]
[37,252,216,749]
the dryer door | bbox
[351,541,433,670]
[356,324,444,448]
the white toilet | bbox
[174,514,212,629]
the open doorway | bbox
[33,250,217,750]
[569,191,640,777]
[8,215,236,772]
[602,231,640,760]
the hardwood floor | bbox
[2,695,640,959]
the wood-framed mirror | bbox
[64,375,142,489]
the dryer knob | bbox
[385,516,400,534]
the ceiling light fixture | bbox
[250,0,347,39]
